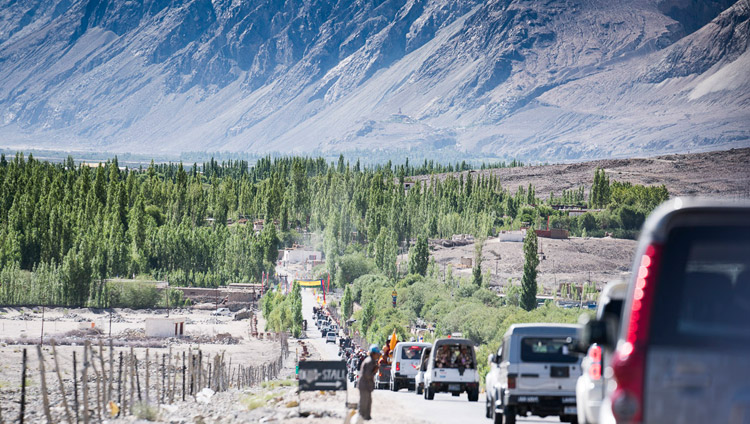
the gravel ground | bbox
[422,235,637,291]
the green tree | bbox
[408,235,429,276]
[341,284,354,320]
[520,230,539,311]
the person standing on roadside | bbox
[358,344,381,420]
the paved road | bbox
[300,289,558,424]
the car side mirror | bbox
[578,314,611,350]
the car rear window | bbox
[400,345,424,360]
[434,344,476,369]
[520,337,578,363]
[651,226,750,348]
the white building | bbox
[282,248,322,264]
[498,230,526,242]
[145,317,186,337]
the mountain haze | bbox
[0,0,748,159]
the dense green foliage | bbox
[263,281,303,337]
[0,152,666,308]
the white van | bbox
[415,346,432,395]
[389,342,431,391]
[485,324,581,424]
[423,338,479,401]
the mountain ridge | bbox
[0,0,748,159]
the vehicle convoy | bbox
[390,342,431,391]
[580,198,750,424]
[415,346,432,395]
[423,338,480,402]
[575,280,627,424]
[485,324,582,424]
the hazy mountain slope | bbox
[0,0,747,158]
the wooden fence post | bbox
[73,350,79,422]
[19,348,27,424]
[82,341,90,424]
[117,351,123,417]
[50,341,74,424]
[145,349,150,405]
[36,345,53,423]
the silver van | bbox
[486,324,582,424]
[582,198,750,424]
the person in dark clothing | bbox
[358,344,381,420]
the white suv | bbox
[423,338,479,401]
[486,324,581,424]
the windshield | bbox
[651,226,750,348]
[434,344,476,369]
[401,345,425,360]
[520,337,578,363]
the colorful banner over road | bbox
[297,279,324,288]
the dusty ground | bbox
[409,235,637,293]
[0,307,283,423]
[413,147,750,199]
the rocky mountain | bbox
[0,0,748,159]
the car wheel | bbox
[416,384,423,395]
[503,406,515,424]
[468,389,479,402]
[493,408,504,424]
[485,396,492,418]
[425,385,435,400]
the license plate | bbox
[564,406,577,414]
[448,384,460,391]
[551,366,569,378]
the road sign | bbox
[298,361,347,391]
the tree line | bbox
[0,152,666,307]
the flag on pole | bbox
[389,328,398,353]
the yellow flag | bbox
[109,401,119,417]
[389,328,398,353]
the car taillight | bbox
[507,375,517,389]
[612,243,662,423]
[396,362,400,371]
[588,344,602,380]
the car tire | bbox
[493,409,504,424]
[425,385,435,400]
[485,396,492,418]
[561,415,578,424]
[468,389,479,402]
[390,381,397,391]
[503,406,515,424]
[416,384,423,395]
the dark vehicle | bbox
[376,364,391,390]
[581,198,750,424]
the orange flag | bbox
[389,328,398,353]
